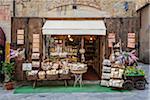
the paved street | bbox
[0,63,149,100]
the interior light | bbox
[69,38,73,41]
[68,35,71,38]
[90,37,93,41]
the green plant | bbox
[1,61,15,82]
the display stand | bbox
[71,68,87,87]
[109,40,125,88]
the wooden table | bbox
[27,74,71,88]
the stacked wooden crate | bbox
[109,64,125,88]
[27,33,40,80]
[101,59,111,87]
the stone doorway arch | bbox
[45,2,110,18]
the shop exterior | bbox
[11,17,106,83]
[10,15,143,87]
[8,1,148,90]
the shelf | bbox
[111,67,125,69]
[102,71,111,73]
[101,78,110,80]
[110,77,122,79]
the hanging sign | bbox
[22,63,32,71]
[32,33,40,52]
[108,33,116,47]
[127,33,135,48]
[17,29,24,44]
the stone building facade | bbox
[0,0,149,43]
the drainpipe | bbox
[13,0,15,17]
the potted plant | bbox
[1,61,15,90]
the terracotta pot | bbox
[4,82,14,90]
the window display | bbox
[48,36,79,63]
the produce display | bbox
[27,58,87,80]
[124,66,145,76]
[26,36,88,81]
[108,41,147,90]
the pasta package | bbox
[32,61,40,68]
[109,79,124,88]
[32,53,40,59]
[102,73,111,79]
[101,80,110,87]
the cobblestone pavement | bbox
[0,63,149,100]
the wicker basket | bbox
[27,75,38,80]
[59,73,71,80]
[71,67,88,74]
[46,74,59,80]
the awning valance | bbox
[42,20,106,35]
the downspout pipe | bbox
[13,0,15,17]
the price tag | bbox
[22,63,32,71]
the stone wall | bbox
[0,0,148,43]
[14,0,148,17]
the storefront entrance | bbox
[43,35,102,80]
[42,19,106,81]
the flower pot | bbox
[4,82,14,90]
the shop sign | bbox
[127,33,135,48]
[108,33,116,47]
[22,63,32,71]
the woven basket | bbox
[59,73,71,80]
[46,74,59,80]
[27,75,38,80]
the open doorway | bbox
[83,36,100,80]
